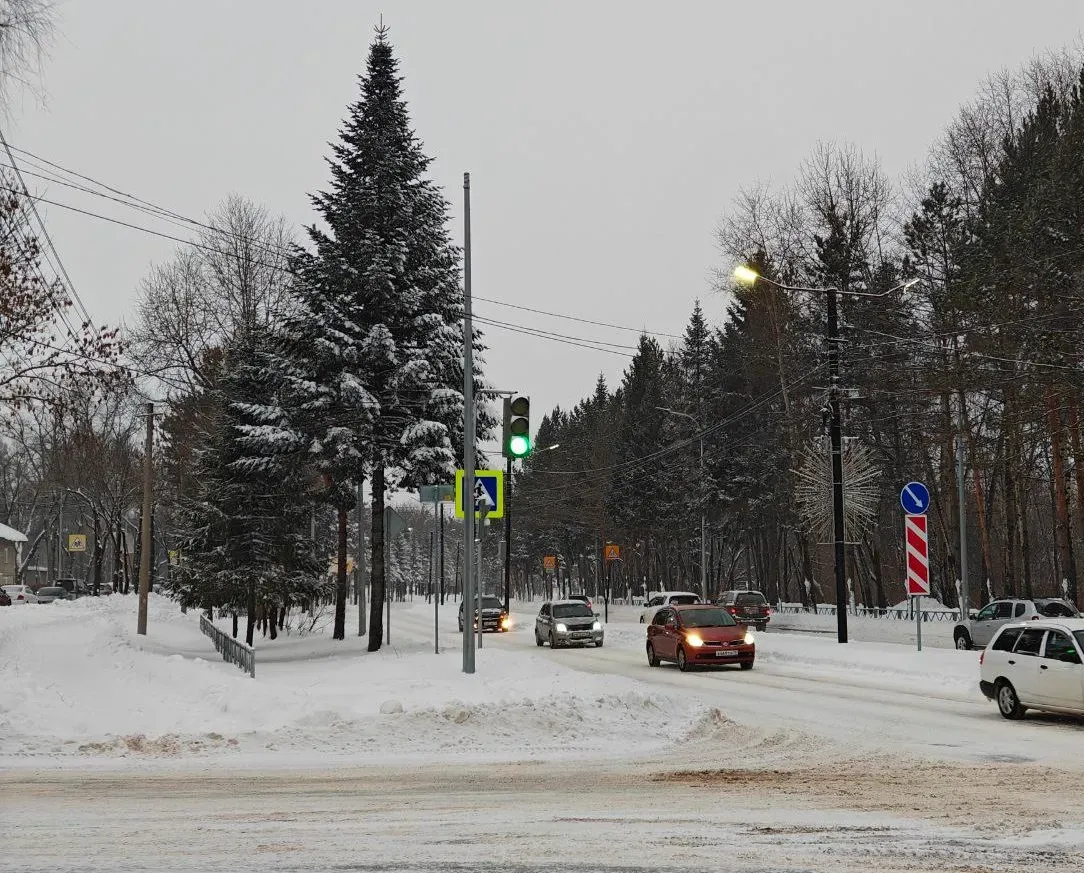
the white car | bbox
[980,618,1084,719]
[3,585,38,604]
[639,591,701,624]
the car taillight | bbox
[979,649,985,665]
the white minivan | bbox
[979,619,1084,719]
[639,591,701,624]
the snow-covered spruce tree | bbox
[171,329,325,645]
[290,26,478,650]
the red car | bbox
[646,603,755,671]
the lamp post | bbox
[656,407,707,601]
[733,266,918,644]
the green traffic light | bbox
[509,435,531,457]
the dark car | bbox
[647,604,755,671]
[458,596,510,633]
[35,586,69,604]
[717,589,771,630]
[0,588,10,606]
[568,593,594,612]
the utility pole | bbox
[439,502,446,606]
[137,402,155,636]
[957,412,969,620]
[826,288,848,644]
[462,171,476,674]
[503,454,513,613]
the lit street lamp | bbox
[656,407,707,601]
[734,265,918,644]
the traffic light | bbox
[503,394,531,458]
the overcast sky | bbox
[9,0,1084,436]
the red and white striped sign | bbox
[905,513,930,596]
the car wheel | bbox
[646,642,660,667]
[954,630,972,650]
[535,632,544,647]
[996,680,1026,720]
[677,647,690,672]
[740,660,754,671]
[595,639,604,648]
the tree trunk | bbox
[232,612,238,639]
[367,465,386,652]
[92,512,104,596]
[333,505,348,640]
[245,579,256,646]
[1048,390,1077,602]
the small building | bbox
[0,523,28,588]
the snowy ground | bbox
[3,594,1084,870]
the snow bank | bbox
[0,595,709,768]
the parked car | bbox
[54,578,85,599]
[639,591,701,624]
[458,596,510,633]
[0,588,10,606]
[717,589,771,630]
[646,603,755,671]
[568,593,594,612]
[2,585,38,604]
[979,618,1084,719]
[34,586,69,604]
[535,600,603,648]
[954,598,1081,650]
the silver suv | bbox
[954,598,1079,650]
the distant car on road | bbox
[646,603,755,671]
[980,619,1084,719]
[2,585,37,605]
[954,598,1080,650]
[458,596,510,633]
[535,600,603,648]
[639,591,701,624]
[568,593,594,612]
[34,586,69,604]
[717,589,771,630]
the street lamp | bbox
[656,406,707,601]
[733,266,919,644]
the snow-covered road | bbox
[4,596,1084,871]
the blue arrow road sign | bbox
[900,481,930,514]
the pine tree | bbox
[285,26,474,649]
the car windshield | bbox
[552,603,593,618]
[670,595,699,605]
[735,593,767,606]
[481,597,503,609]
[680,607,737,628]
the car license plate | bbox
[715,650,738,657]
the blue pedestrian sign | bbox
[454,469,505,519]
[899,481,930,515]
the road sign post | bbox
[902,480,931,652]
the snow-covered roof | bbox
[0,522,27,543]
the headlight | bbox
[555,623,568,633]
[686,633,704,647]
[744,630,756,645]
[500,616,511,629]
[592,621,602,631]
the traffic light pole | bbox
[462,172,476,674]
[503,454,512,614]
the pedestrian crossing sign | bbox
[454,469,504,519]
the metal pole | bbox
[605,557,611,623]
[826,287,848,644]
[699,434,707,601]
[477,514,485,651]
[137,402,154,635]
[915,595,923,651]
[439,502,446,606]
[503,454,513,613]
[462,171,476,674]
[358,477,366,636]
[385,517,391,646]
[957,421,969,622]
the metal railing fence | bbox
[199,612,256,677]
